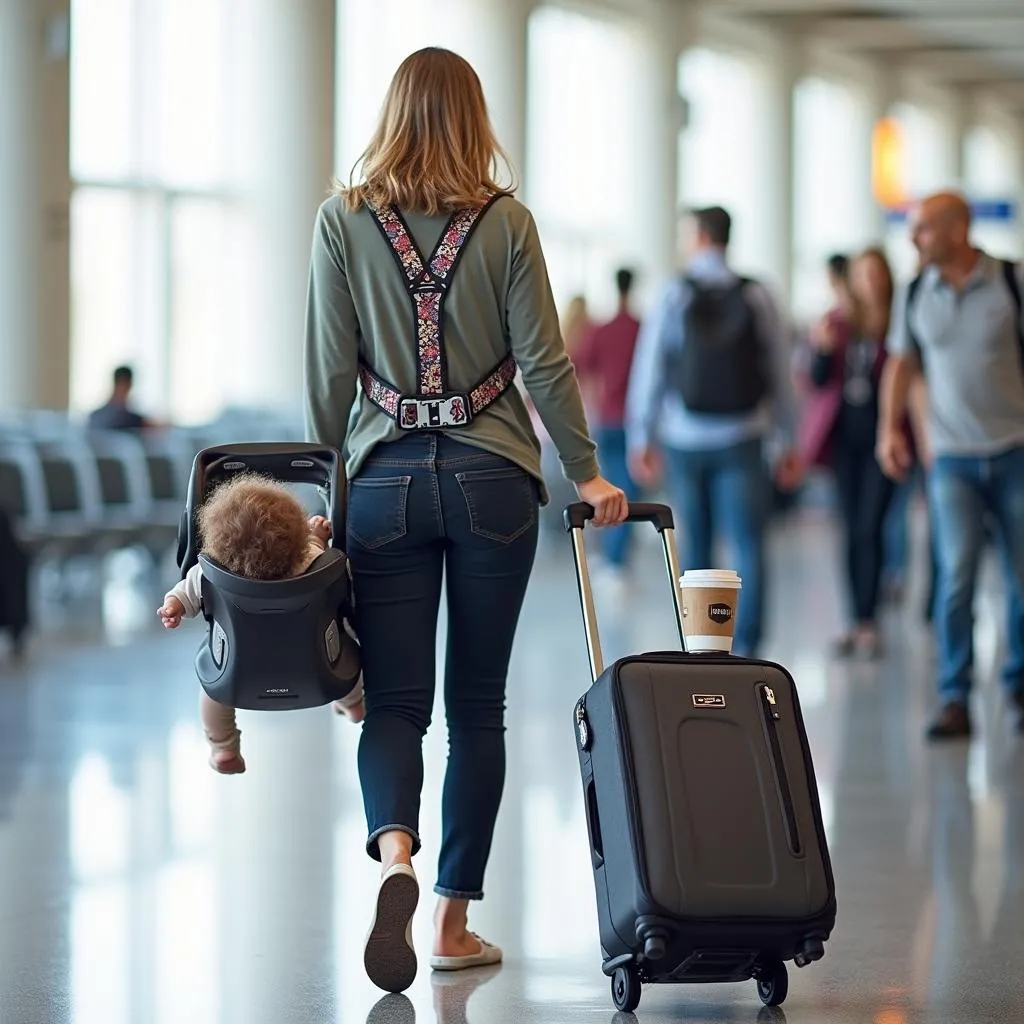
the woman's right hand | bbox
[575,476,628,526]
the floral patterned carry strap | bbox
[366,196,503,396]
[358,196,518,430]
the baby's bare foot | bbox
[209,748,246,774]
[206,729,245,774]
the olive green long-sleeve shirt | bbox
[303,194,598,501]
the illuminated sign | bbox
[871,117,907,209]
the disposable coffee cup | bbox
[679,569,742,654]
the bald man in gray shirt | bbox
[878,192,1024,740]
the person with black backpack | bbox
[626,206,801,658]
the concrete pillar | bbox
[443,0,533,195]
[0,0,71,411]
[633,0,690,283]
[228,0,335,414]
[758,38,801,305]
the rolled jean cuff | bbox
[366,824,421,862]
[433,884,484,901]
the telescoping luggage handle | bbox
[563,502,686,681]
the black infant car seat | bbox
[176,442,360,711]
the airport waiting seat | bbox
[84,430,155,548]
[0,442,50,557]
[32,439,119,557]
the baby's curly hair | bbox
[197,474,311,580]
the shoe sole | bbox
[365,872,419,993]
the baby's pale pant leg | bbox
[200,690,237,741]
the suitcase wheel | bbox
[755,961,788,1007]
[611,965,642,1013]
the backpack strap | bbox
[1001,260,1024,375]
[357,196,518,429]
[904,272,925,360]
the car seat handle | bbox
[177,442,346,577]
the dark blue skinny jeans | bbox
[346,433,539,900]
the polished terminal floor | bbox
[1,513,1023,1024]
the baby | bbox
[157,473,364,775]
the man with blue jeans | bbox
[627,207,801,657]
[878,191,1024,739]
[574,268,642,591]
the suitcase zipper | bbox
[759,684,802,857]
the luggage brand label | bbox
[708,603,733,624]
[693,694,726,708]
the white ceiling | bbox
[701,0,1024,110]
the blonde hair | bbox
[338,47,515,215]
[198,475,311,581]
[561,295,591,360]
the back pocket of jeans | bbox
[347,475,411,550]
[456,466,537,544]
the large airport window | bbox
[69,0,236,421]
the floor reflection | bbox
[0,518,1023,1021]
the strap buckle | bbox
[398,394,472,430]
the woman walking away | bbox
[304,46,627,993]
[801,249,898,658]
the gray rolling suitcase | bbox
[565,502,836,1014]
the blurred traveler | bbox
[801,249,898,658]
[561,294,593,363]
[627,205,802,658]
[878,191,1024,739]
[304,47,627,992]
[574,267,642,589]
[87,365,155,431]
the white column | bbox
[228,0,336,414]
[633,1,690,285]
[0,0,71,411]
[444,0,533,195]
[757,37,801,306]
[943,90,970,190]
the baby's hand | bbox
[309,515,332,543]
[157,596,185,629]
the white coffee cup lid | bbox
[679,568,742,588]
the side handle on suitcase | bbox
[582,770,605,870]
[564,502,686,681]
